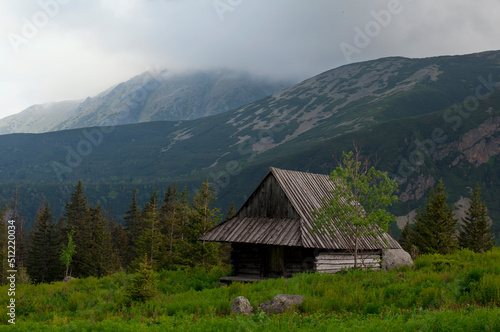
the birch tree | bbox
[313,148,398,268]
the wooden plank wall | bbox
[315,250,382,274]
[237,174,300,219]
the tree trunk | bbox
[150,216,155,266]
[169,207,176,258]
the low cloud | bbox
[1,0,500,118]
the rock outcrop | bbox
[63,276,75,283]
[258,294,305,314]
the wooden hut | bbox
[200,167,402,282]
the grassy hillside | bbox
[2,249,500,330]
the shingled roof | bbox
[200,167,401,250]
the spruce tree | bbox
[0,201,9,285]
[27,202,61,283]
[177,187,190,241]
[398,217,413,253]
[110,219,130,270]
[124,254,157,304]
[160,184,180,268]
[185,180,222,267]
[88,205,114,277]
[226,202,237,219]
[220,201,237,264]
[134,190,163,269]
[11,189,28,276]
[64,181,92,277]
[124,189,142,261]
[458,183,494,253]
[170,187,191,267]
[412,180,458,255]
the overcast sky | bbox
[1,0,500,119]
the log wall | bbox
[231,243,262,278]
[315,250,382,274]
[231,244,316,278]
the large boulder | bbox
[382,249,414,270]
[231,296,253,315]
[258,294,305,314]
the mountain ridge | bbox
[0,69,292,134]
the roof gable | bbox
[236,171,300,220]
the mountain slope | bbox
[0,50,499,238]
[0,100,82,134]
[0,69,291,134]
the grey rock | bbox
[231,296,253,315]
[63,276,75,283]
[258,294,305,314]
[382,249,414,270]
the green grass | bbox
[1,248,500,330]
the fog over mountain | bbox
[0,69,292,134]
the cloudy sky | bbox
[1,0,500,119]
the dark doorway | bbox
[263,246,284,277]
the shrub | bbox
[227,282,245,298]
[123,256,157,304]
[67,292,89,312]
[363,302,382,315]
[300,297,324,314]
[460,267,485,294]
[477,274,500,305]
[419,287,442,308]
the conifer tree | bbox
[170,187,191,267]
[0,201,9,285]
[177,187,190,241]
[124,254,157,304]
[54,215,67,256]
[458,183,494,253]
[124,189,142,261]
[226,202,237,219]
[220,201,237,264]
[11,189,28,275]
[110,219,130,270]
[398,217,413,253]
[411,180,458,255]
[64,181,91,277]
[185,180,222,267]
[160,184,180,267]
[27,202,61,283]
[134,190,163,269]
[88,205,114,277]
